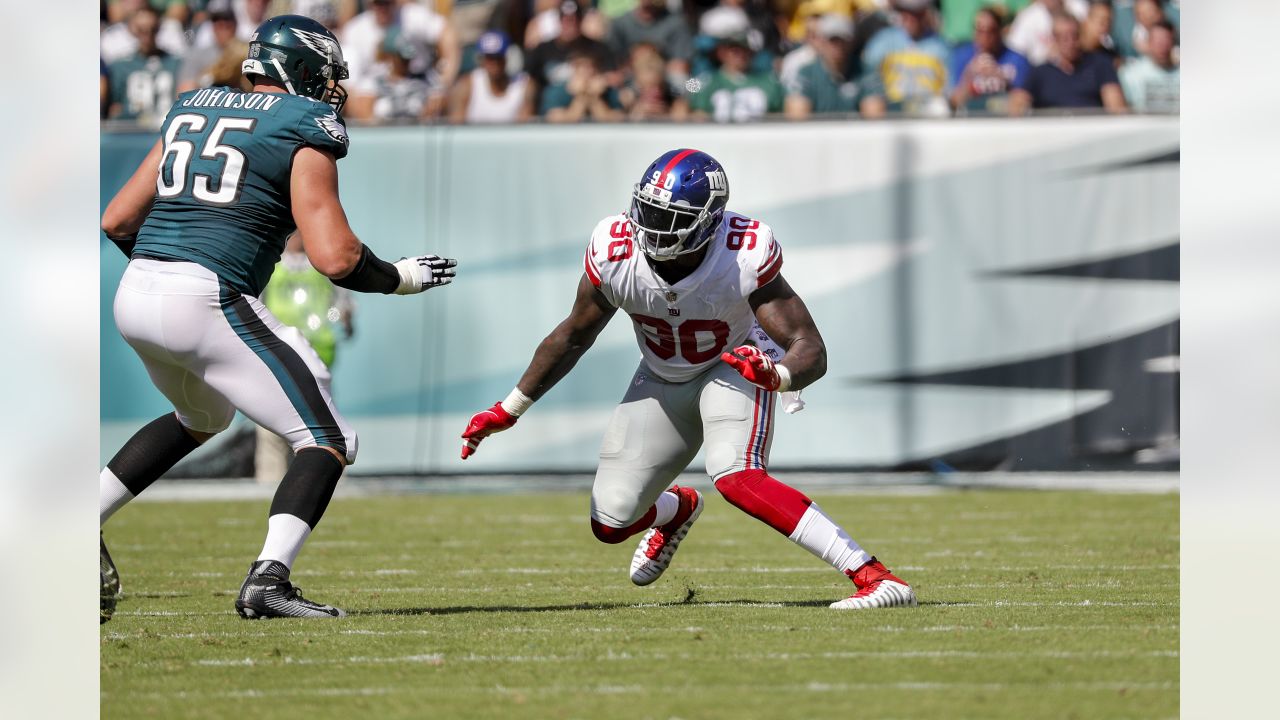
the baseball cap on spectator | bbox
[815,13,855,41]
[477,30,511,58]
[701,6,752,47]
[892,0,933,11]
[560,0,585,18]
[206,0,235,19]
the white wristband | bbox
[775,364,792,393]
[501,388,535,417]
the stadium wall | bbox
[100,118,1179,473]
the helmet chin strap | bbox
[270,57,298,95]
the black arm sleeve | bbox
[108,233,136,259]
[331,244,401,294]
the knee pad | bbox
[590,481,650,530]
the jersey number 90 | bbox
[157,113,257,206]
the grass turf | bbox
[101,490,1178,719]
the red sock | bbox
[714,469,812,536]
[590,506,658,544]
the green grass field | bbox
[101,489,1178,719]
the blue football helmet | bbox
[629,149,730,261]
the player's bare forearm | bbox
[102,139,164,240]
[749,274,828,391]
[516,274,616,400]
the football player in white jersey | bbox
[460,149,915,609]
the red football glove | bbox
[460,402,518,459]
[721,345,782,391]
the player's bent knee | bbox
[704,442,745,480]
[181,426,221,445]
[590,518,634,544]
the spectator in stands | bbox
[235,0,272,41]
[1005,0,1088,66]
[692,3,776,79]
[450,31,536,123]
[107,6,182,126]
[784,14,858,119]
[1080,0,1119,64]
[541,48,626,122]
[178,0,243,93]
[779,8,824,91]
[858,0,950,118]
[687,25,784,122]
[1118,18,1177,112]
[526,1,615,110]
[948,5,1030,114]
[101,0,189,63]
[618,42,689,120]
[342,0,460,100]
[1010,12,1126,113]
[607,0,696,84]
[1113,0,1172,59]
[345,25,439,121]
[526,0,569,48]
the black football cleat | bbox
[235,560,345,619]
[101,534,120,624]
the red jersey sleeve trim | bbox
[757,245,783,286]
[584,248,602,287]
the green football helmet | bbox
[241,15,349,114]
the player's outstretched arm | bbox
[460,274,616,459]
[723,274,828,393]
[101,140,164,257]
[291,146,456,295]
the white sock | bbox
[256,514,312,571]
[100,468,134,527]
[651,490,680,527]
[787,502,871,574]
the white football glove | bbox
[393,255,457,295]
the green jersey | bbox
[133,87,350,296]
[108,52,182,124]
[790,60,859,115]
[689,71,784,123]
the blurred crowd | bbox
[100,0,1180,127]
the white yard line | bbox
[107,679,1177,702]
[185,648,1176,669]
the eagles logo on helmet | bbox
[630,149,730,261]
[240,15,350,114]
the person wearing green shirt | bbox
[784,14,860,118]
[107,7,182,126]
[688,32,784,123]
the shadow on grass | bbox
[351,597,847,617]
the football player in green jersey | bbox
[99,15,456,621]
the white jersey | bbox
[584,211,783,383]
[465,69,530,124]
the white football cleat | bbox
[630,486,703,586]
[829,558,917,610]
[829,579,917,610]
